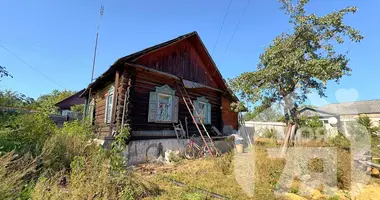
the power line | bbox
[224,0,252,53]
[212,0,233,55]
[0,43,65,89]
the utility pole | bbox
[86,5,104,117]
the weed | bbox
[213,151,234,175]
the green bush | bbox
[329,132,350,149]
[33,147,160,199]
[263,128,277,139]
[0,112,57,156]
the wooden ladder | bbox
[175,80,219,157]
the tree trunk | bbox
[280,123,296,157]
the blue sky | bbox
[0,0,379,106]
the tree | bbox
[229,0,363,125]
[34,89,76,114]
[0,66,12,81]
[0,90,35,108]
[244,106,284,122]
[357,115,379,135]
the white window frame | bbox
[105,86,114,124]
[157,93,173,122]
[194,96,211,125]
[148,85,178,123]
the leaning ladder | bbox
[176,80,219,157]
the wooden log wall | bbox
[134,39,218,88]
[93,83,113,138]
[221,96,238,130]
[129,70,222,139]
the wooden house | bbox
[82,32,239,145]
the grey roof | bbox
[303,99,380,116]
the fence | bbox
[244,121,287,139]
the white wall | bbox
[244,121,287,139]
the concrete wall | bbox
[244,121,287,139]
[125,138,234,165]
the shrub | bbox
[33,125,160,199]
[263,128,277,139]
[329,132,350,149]
[33,148,160,199]
[0,112,57,156]
[40,120,94,172]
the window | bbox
[105,86,114,123]
[193,96,211,124]
[158,94,173,121]
[148,85,178,123]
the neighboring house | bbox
[81,31,239,145]
[299,100,380,135]
[55,89,85,119]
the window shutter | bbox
[207,103,211,124]
[148,92,158,122]
[172,96,179,123]
[193,99,199,123]
[104,94,109,123]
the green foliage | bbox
[33,140,159,200]
[0,90,35,108]
[357,115,380,135]
[229,0,363,124]
[263,128,277,139]
[34,89,76,114]
[298,116,325,138]
[298,116,323,128]
[71,104,84,114]
[244,106,284,122]
[110,125,131,172]
[41,120,94,172]
[329,132,350,149]
[0,65,12,80]
[181,192,207,200]
[0,112,57,156]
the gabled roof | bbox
[300,99,380,116]
[84,31,237,100]
[56,89,85,110]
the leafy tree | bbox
[0,90,35,108]
[357,115,379,135]
[34,89,76,114]
[244,106,284,122]
[0,66,12,81]
[229,0,363,125]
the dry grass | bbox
[134,138,380,200]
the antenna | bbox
[90,4,104,84]
[86,5,104,117]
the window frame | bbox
[157,93,173,122]
[148,84,178,123]
[105,86,114,124]
[194,96,211,125]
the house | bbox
[81,32,239,163]
[55,89,85,117]
[299,100,380,135]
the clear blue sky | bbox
[1,0,379,106]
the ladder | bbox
[175,79,219,157]
[173,120,186,141]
